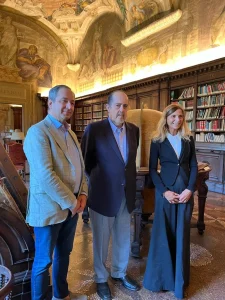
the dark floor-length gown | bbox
[143,137,197,299]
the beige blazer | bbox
[24,115,88,227]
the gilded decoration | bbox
[0,66,22,83]
[0,103,9,132]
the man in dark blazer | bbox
[81,90,140,300]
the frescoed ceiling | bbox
[0,0,174,65]
[1,0,225,97]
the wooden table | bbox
[131,166,211,258]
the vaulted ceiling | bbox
[0,0,175,64]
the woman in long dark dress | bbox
[143,104,198,299]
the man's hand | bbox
[164,191,180,204]
[70,199,81,216]
[76,194,87,213]
[179,189,192,203]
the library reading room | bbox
[1,1,225,300]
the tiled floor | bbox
[66,191,225,299]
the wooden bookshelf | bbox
[170,86,195,132]
[72,58,225,193]
[196,81,225,143]
[74,102,107,141]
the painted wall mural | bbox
[47,0,97,22]
[16,45,52,88]
[77,13,123,83]
[128,0,161,29]
[0,15,18,67]
[0,9,68,88]
[211,6,225,46]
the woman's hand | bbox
[164,191,180,204]
[179,189,192,203]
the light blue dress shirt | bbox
[48,114,82,193]
[108,118,128,163]
[167,133,182,159]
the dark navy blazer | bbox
[149,136,198,194]
[81,118,139,217]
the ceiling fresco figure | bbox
[211,6,225,46]
[75,0,94,15]
[130,4,145,26]
[47,0,96,21]
[92,24,103,71]
[102,42,117,71]
[129,0,160,29]
[0,15,18,67]
[78,50,94,79]
[116,0,127,23]
[16,44,52,87]
[77,13,123,83]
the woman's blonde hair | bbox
[152,104,192,142]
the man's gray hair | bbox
[48,85,73,102]
[107,90,126,106]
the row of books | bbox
[75,114,82,119]
[172,99,194,108]
[197,94,225,107]
[83,113,91,119]
[93,104,102,111]
[76,108,82,113]
[83,107,91,113]
[187,121,193,131]
[196,106,225,119]
[75,125,83,131]
[196,132,225,143]
[185,111,193,120]
[198,82,225,94]
[93,111,102,118]
[76,120,82,125]
[178,87,194,99]
[83,119,92,125]
[196,119,225,131]
[170,87,194,100]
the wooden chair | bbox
[0,265,13,299]
[7,143,26,179]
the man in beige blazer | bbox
[24,85,88,300]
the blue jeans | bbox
[31,213,78,300]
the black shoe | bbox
[97,282,112,300]
[111,275,140,291]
